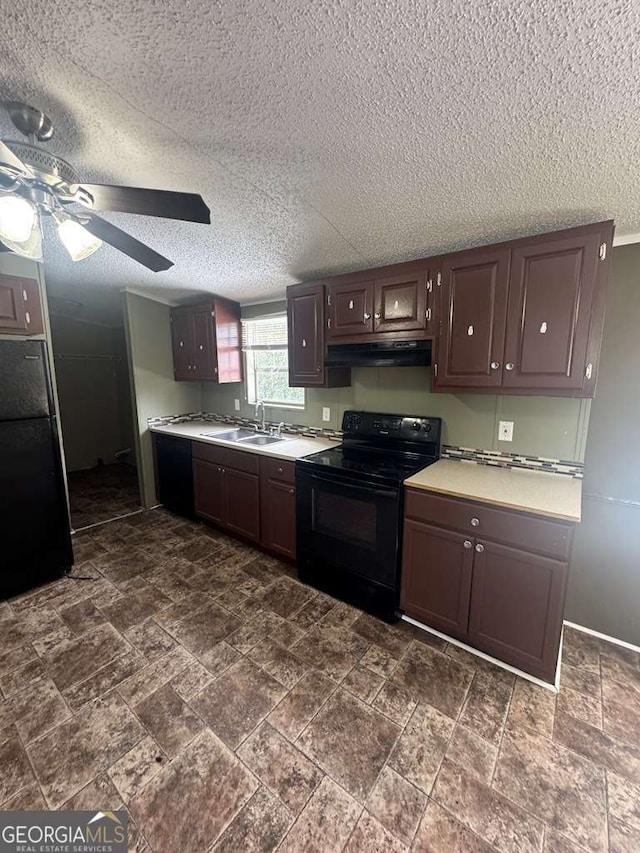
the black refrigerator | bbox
[0,339,73,597]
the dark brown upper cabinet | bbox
[0,275,44,336]
[287,281,350,388]
[374,270,429,334]
[434,220,614,397]
[435,248,510,389]
[170,297,242,383]
[502,230,603,393]
[329,280,375,337]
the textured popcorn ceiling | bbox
[1,0,639,308]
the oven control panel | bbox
[342,410,441,444]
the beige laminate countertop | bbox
[148,420,339,461]
[404,458,582,523]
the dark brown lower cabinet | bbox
[467,541,568,682]
[193,459,225,525]
[260,457,296,559]
[401,520,473,640]
[192,444,260,543]
[225,468,260,542]
[401,488,574,683]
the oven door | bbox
[296,466,401,588]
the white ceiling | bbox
[1,0,639,309]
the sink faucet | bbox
[255,400,266,433]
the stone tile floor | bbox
[1,508,639,852]
[67,462,141,530]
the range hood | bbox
[325,339,432,368]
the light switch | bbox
[234,399,240,411]
[322,407,331,422]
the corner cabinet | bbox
[0,275,44,336]
[401,488,574,683]
[170,297,242,383]
[434,220,614,397]
[287,282,350,388]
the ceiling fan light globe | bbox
[57,219,102,261]
[0,194,37,243]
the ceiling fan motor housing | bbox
[2,140,79,185]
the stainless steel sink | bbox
[201,428,256,442]
[239,434,286,446]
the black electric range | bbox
[296,410,442,621]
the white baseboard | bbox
[563,620,640,656]
[402,614,560,693]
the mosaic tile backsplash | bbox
[148,412,584,478]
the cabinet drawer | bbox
[260,456,295,484]
[405,488,573,560]
[191,440,259,475]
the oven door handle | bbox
[299,470,398,500]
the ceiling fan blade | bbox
[81,213,174,272]
[73,183,210,224]
[0,140,32,176]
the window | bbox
[242,314,305,408]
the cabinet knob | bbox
[179,341,184,347]
[475,543,485,553]
[277,467,283,474]
[463,540,473,549]
[505,362,515,371]
[364,313,371,320]
[316,365,321,372]
[490,361,500,370]
[470,517,480,527]
[289,488,295,495]
[374,312,381,319]
[199,344,204,351]
[302,339,307,348]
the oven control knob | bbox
[412,421,421,431]
[423,423,431,433]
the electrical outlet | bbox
[322,407,331,422]
[234,399,240,411]
[498,420,514,442]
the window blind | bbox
[241,314,288,351]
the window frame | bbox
[242,313,305,410]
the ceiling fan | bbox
[0,102,210,271]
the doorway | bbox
[47,286,142,531]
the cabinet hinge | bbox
[22,289,28,301]
[434,363,438,377]
[436,272,442,287]
[585,362,593,380]
[599,243,607,260]
[327,293,331,306]
[426,279,433,293]
[327,318,331,330]
[211,311,215,317]
[425,307,432,322]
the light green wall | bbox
[567,244,640,645]
[202,302,591,462]
[122,290,201,508]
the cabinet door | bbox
[435,248,510,389]
[213,298,242,384]
[193,458,226,524]
[374,271,428,333]
[192,307,217,380]
[225,468,260,542]
[503,232,601,392]
[329,281,374,337]
[468,540,568,682]
[288,283,326,386]
[0,276,27,332]
[400,519,474,641]
[261,478,296,558]
[171,309,193,381]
